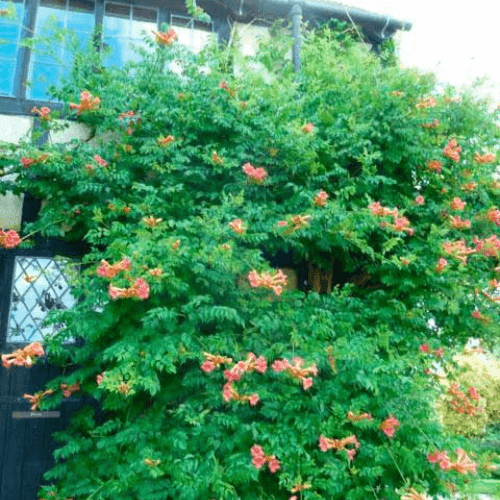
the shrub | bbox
[437,349,500,436]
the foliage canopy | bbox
[1,22,500,500]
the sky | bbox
[348,1,500,103]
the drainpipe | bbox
[290,3,302,72]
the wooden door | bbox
[0,243,87,500]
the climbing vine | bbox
[1,21,500,500]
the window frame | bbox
[0,0,229,115]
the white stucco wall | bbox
[49,120,92,144]
[233,22,270,57]
[0,116,92,231]
[0,115,33,230]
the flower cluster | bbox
[242,163,267,183]
[368,202,398,217]
[474,152,496,164]
[21,156,36,168]
[85,154,108,173]
[248,269,287,297]
[59,382,80,398]
[96,372,105,385]
[250,445,280,473]
[290,483,312,494]
[461,182,477,192]
[148,267,163,277]
[117,382,131,395]
[219,80,236,97]
[222,383,259,406]
[2,342,44,369]
[23,389,54,410]
[435,258,448,273]
[472,310,489,323]
[426,160,443,172]
[301,122,314,133]
[473,235,500,259]
[421,118,439,129]
[229,219,245,234]
[443,139,461,163]
[416,96,437,109]
[489,278,500,288]
[419,344,444,357]
[368,203,414,235]
[118,110,135,121]
[380,416,400,437]
[211,151,223,164]
[143,458,161,467]
[441,240,475,264]
[319,434,359,461]
[200,352,234,373]
[449,216,471,230]
[427,449,477,474]
[93,154,108,167]
[69,91,100,115]
[32,106,51,121]
[282,214,312,233]
[142,216,163,227]
[201,352,266,406]
[401,488,431,500]
[0,229,22,249]
[97,258,131,278]
[450,197,466,210]
[414,195,425,205]
[152,28,177,45]
[272,357,317,389]
[157,135,174,146]
[313,190,328,207]
[109,278,150,300]
[386,216,414,235]
[347,411,372,421]
[223,352,267,381]
[447,383,482,416]
[486,207,500,226]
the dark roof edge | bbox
[302,1,412,32]
[224,0,412,44]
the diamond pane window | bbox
[6,256,77,343]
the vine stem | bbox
[86,481,107,500]
[385,443,407,483]
[20,217,68,241]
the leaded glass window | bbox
[0,0,26,96]
[28,0,95,100]
[103,2,158,66]
[6,256,76,343]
